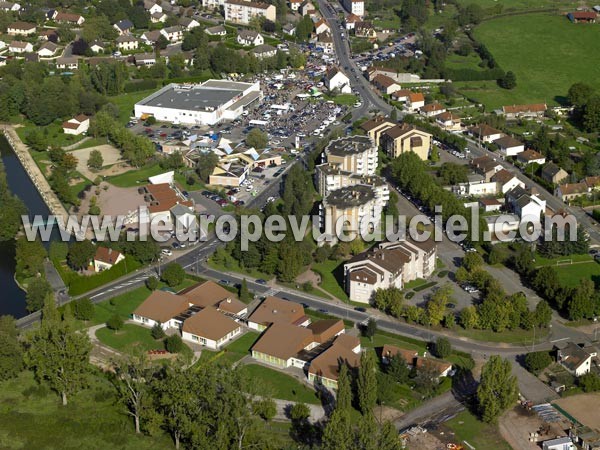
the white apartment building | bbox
[224,0,276,25]
[322,135,378,176]
[342,0,364,17]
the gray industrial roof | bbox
[325,135,374,157]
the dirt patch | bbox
[498,407,568,450]
[402,430,445,450]
[77,183,143,219]
[554,392,600,431]
[71,145,130,181]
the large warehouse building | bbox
[134,79,262,125]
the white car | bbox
[161,249,172,256]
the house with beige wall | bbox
[380,124,431,160]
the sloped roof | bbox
[182,306,240,341]
[248,296,306,327]
[252,323,313,360]
[94,246,122,265]
[133,291,190,323]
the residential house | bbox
[568,11,597,23]
[140,30,162,45]
[205,25,227,36]
[55,56,79,69]
[55,12,85,26]
[359,115,394,146]
[341,0,364,17]
[516,149,546,166]
[132,290,191,330]
[281,23,295,36]
[317,32,333,53]
[420,102,446,118]
[372,74,401,95]
[251,323,314,369]
[541,162,569,185]
[89,40,106,53]
[93,247,125,272]
[62,114,89,135]
[308,334,361,388]
[179,17,200,30]
[500,103,547,120]
[299,0,316,17]
[491,169,525,194]
[7,22,36,36]
[224,0,276,25]
[181,306,242,349]
[325,66,351,94]
[247,296,310,331]
[150,11,167,23]
[495,135,525,157]
[0,2,20,12]
[289,0,302,11]
[468,124,504,143]
[435,111,461,131]
[37,41,59,57]
[113,19,134,35]
[381,344,418,365]
[407,92,425,111]
[237,30,263,46]
[555,182,589,202]
[470,155,503,182]
[366,66,421,83]
[39,29,59,42]
[391,89,412,103]
[355,21,376,38]
[380,123,432,160]
[380,344,452,379]
[144,0,163,14]
[506,187,546,223]
[314,18,330,35]
[160,25,184,43]
[134,52,157,66]
[141,182,193,226]
[478,197,503,213]
[344,13,360,30]
[344,239,437,303]
[556,342,594,376]
[415,356,453,379]
[454,174,498,197]
[116,34,139,51]
[0,56,7,66]
[251,44,277,59]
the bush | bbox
[151,323,166,340]
[161,263,185,287]
[165,334,184,353]
[123,79,159,93]
[72,298,95,321]
[579,373,600,392]
[106,314,124,331]
[253,398,277,421]
[146,276,159,291]
[434,337,452,359]
[524,351,552,375]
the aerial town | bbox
[0,0,599,449]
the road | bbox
[316,0,391,118]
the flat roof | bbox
[137,80,255,112]
[325,184,375,208]
[326,135,374,157]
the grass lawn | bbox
[16,122,86,149]
[207,259,274,282]
[554,262,600,288]
[454,327,548,344]
[456,0,573,9]
[197,331,261,366]
[311,260,349,301]
[360,330,427,353]
[534,253,593,266]
[105,162,165,187]
[238,364,321,405]
[108,90,157,125]
[460,14,600,108]
[69,137,110,151]
[96,323,164,352]
[0,371,173,449]
[174,172,205,192]
[325,94,358,106]
[444,410,512,450]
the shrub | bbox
[524,351,552,375]
[151,323,166,340]
[165,334,184,353]
[434,337,452,359]
[106,314,124,331]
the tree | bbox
[165,334,184,353]
[477,356,518,423]
[146,276,159,291]
[386,352,410,383]
[290,402,310,421]
[583,96,600,132]
[15,237,47,279]
[0,315,23,381]
[337,363,352,412]
[252,398,277,421]
[499,71,517,90]
[357,350,377,415]
[26,277,52,313]
[462,252,484,272]
[524,351,552,375]
[195,152,219,183]
[107,314,124,331]
[151,323,166,340]
[246,128,268,149]
[161,263,185,287]
[112,348,157,434]
[67,240,95,271]
[579,373,600,392]
[414,360,441,398]
[25,298,92,405]
[363,317,377,341]
[390,107,398,122]
[426,285,451,326]
[534,300,552,328]
[434,337,452,359]
[568,82,594,107]
[71,297,94,322]
[239,278,251,302]
[87,149,104,169]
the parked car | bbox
[255,279,267,285]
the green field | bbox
[459,14,600,108]
[444,410,512,450]
[455,0,573,8]
[311,259,349,301]
[197,331,260,365]
[105,162,165,187]
[96,323,164,352]
[238,364,321,404]
[108,90,157,125]
[555,262,600,288]
[0,372,173,449]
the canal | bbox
[0,135,53,318]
